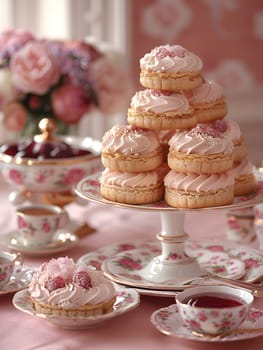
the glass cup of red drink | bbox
[176,285,254,335]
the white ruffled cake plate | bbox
[151,304,263,342]
[12,285,140,330]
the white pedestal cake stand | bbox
[75,172,263,287]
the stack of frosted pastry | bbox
[100,124,168,204]
[99,44,256,208]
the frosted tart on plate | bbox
[164,170,234,209]
[101,125,163,173]
[99,164,169,205]
[127,89,196,131]
[140,44,203,91]
[28,257,116,317]
[167,124,234,174]
[188,79,227,123]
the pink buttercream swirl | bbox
[140,44,203,73]
[164,170,234,192]
[100,167,167,187]
[102,124,160,154]
[130,89,191,114]
[189,80,223,104]
[169,124,234,155]
[230,159,254,178]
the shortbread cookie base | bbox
[165,186,234,209]
[101,148,163,172]
[100,183,164,204]
[192,98,227,123]
[234,174,256,196]
[127,108,197,131]
[168,150,233,174]
[32,296,116,317]
[233,140,247,163]
[140,69,203,91]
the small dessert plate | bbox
[0,266,35,295]
[5,230,78,256]
[151,304,263,342]
[12,285,140,330]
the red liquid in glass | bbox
[184,293,243,308]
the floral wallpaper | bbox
[130,0,263,95]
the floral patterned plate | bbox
[79,239,263,292]
[5,230,78,256]
[0,266,35,295]
[151,304,263,342]
[12,285,140,330]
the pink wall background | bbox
[130,0,263,95]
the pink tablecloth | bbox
[0,182,263,350]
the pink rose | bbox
[3,102,27,131]
[10,41,60,94]
[51,84,91,124]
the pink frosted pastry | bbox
[164,170,234,208]
[101,125,163,172]
[188,80,227,123]
[140,44,203,91]
[212,119,247,163]
[100,164,169,204]
[167,124,234,174]
[229,159,256,196]
[28,257,116,317]
[127,89,196,130]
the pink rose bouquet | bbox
[0,29,130,135]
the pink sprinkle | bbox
[213,119,227,133]
[192,124,222,138]
[156,45,186,59]
[172,45,186,58]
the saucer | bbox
[0,266,35,295]
[12,285,140,330]
[6,230,78,256]
[151,304,263,342]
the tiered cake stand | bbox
[75,172,263,290]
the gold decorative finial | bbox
[34,118,57,142]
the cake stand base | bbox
[138,211,204,284]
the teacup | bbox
[16,204,69,247]
[176,285,254,335]
[0,251,22,287]
[226,208,255,243]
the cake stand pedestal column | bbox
[139,211,204,284]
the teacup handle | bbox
[58,209,70,229]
